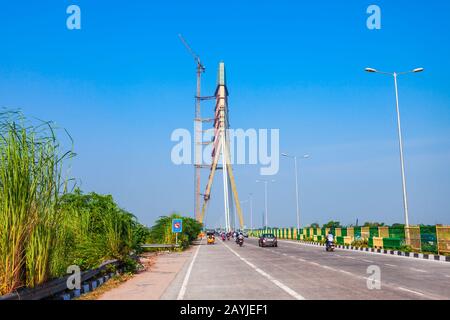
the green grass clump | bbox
[0,111,148,295]
[0,111,73,294]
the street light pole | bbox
[256,179,275,230]
[264,181,268,228]
[294,156,300,230]
[365,67,424,227]
[393,72,410,227]
[249,193,253,231]
[282,153,309,230]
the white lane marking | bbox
[445,275,450,278]
[385,264,397,267]
[177,240,202,300]
[222,242,305,300]
[339,270,353,276]
[309,262,320,267]
[410,268,427,273]
[397,287,425,296]
[249,240,442,299]
[279,239,449,265]
[362,259,374,263]
[321,265,336,271]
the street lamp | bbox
[365,67,424,227]
[240,199,249,231]
[240,194,254,231]
[256,179,275,229]
[281,153,310,230]
[249,193,253,232]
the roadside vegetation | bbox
[0,111,149,296]
[147,213,202,250]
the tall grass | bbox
[0,111,73,294]
[0,111,147,295]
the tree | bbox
[363,222,385,227]
[323,221,341,228]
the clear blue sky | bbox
[1,0,449,227]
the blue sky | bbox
[0,1,449,227]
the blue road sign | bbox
[172,219,183,233]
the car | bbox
[258,233,277,247]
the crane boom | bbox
[178,34,204,70]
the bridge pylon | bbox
[199,62,244,232]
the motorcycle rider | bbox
[237,232,244,246]
[326,230,334,249]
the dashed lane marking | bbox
[397,287,425,296]
[362,259,374,263]
[410,268,427,273]
[222,242,305,300]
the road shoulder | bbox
[97,247,196,300]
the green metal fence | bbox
[420,226,438,254]
[354,227,361,239]
[382,238,402,250]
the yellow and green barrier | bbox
[250,225,448,255]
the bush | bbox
[399,245,413,253]
[55,189,149,271]
[148,213,203,249]
[351,239,369,248]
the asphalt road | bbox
[161,237,450,300]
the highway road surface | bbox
[161,237,450,300]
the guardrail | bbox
[0,259,121,301]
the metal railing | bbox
[0,259,121,301]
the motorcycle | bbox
[237,235,244,247]
[221,234,226,241]
[325,240,335,252]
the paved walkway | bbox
[98,248,195,300]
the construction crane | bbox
[179,34,205,222]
